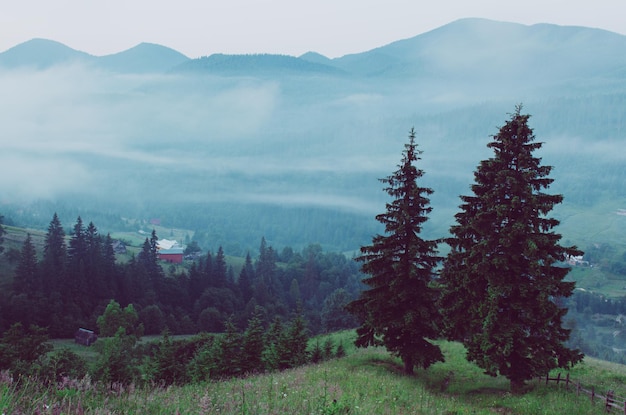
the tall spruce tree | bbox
[66,216,87,305]
[346,128,443,375]
[439,106,583,392]
[14,234,39,295]
[41,213,66,294]
[238,252,255,304]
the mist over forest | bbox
[1,17,626,254]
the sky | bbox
[1,0,625,59]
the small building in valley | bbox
[74,328,98,346]
[157,239,184,264]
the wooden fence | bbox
[542,373,626,413]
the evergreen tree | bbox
[256,237,277,292]
[13,234,39,295]
[439,106,583,392]
[240,306,266,374]
[347,128,443,375]
[93,327,139,387]
[66,216,88,309]
[213,246,227,288]
[84,221,106,299]
[238,252,255,304]
[214,318,242,378]
[187,261,204,303]
[41,213,66,294]
[278,312,309,369]
[137,230,164,303]
[0,323,52,377]
[151,331,188,385]
[321,288,357,332]
[102,234,118,298]
[262,316,284,370]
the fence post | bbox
[591,386,595,404]
[556,373,561,385]
[546,373,549,385]
[606,390,613,412]
[577,381,581,396]
[565,373,570,390]
[623,398,625,415]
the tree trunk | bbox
[510,378,526,394]
[403,356,414,375]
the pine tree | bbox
[283,312,309,368]
[439,106,583,392]
[213,246,227,288]
[240,306,266,374]
[102,234,118,298]
[256,237,277,292]
[138,230,164,302]
[84,221,106,299]
[215,318,242,377]
[187,261,204,304]
[41,213,66,294]
[14,234,39,295]
[262,316,284,370]
[346,128,443,375]
[66,216,87,308]
[238,252,255,304]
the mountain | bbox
[98,43,190,73]
[3,19,625,83]
[0,39,189,73]
[0,38,93,69]
[172,53,345,77]
[298,51,333,65]
[331,18,626,84]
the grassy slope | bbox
[3,333,626,414]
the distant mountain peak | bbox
[298,51,331,64]
[98,42,190,73]
[0,38,92,69]
[0,38,190,73]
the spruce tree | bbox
[66,216,87,307]
[346,128,443,375]
[14,234,39,295]
[240,307,266,373]
[238,252,255,304]
[213,246,227,288]
[41,213,66,294]
[439,106,583,392]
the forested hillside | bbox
[0,214,362,338]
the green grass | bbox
[4,333,626,414]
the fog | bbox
[1,19,626,251]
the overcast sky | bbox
[1,0,625,58]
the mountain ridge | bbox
[2,18,626,79]
[0,38,190,73]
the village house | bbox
[156,239,184,264]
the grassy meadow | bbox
[2,331,626,414]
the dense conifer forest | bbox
[0,213,362,339]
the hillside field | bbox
[2,332,626,414]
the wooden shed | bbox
[74,328,98,346]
